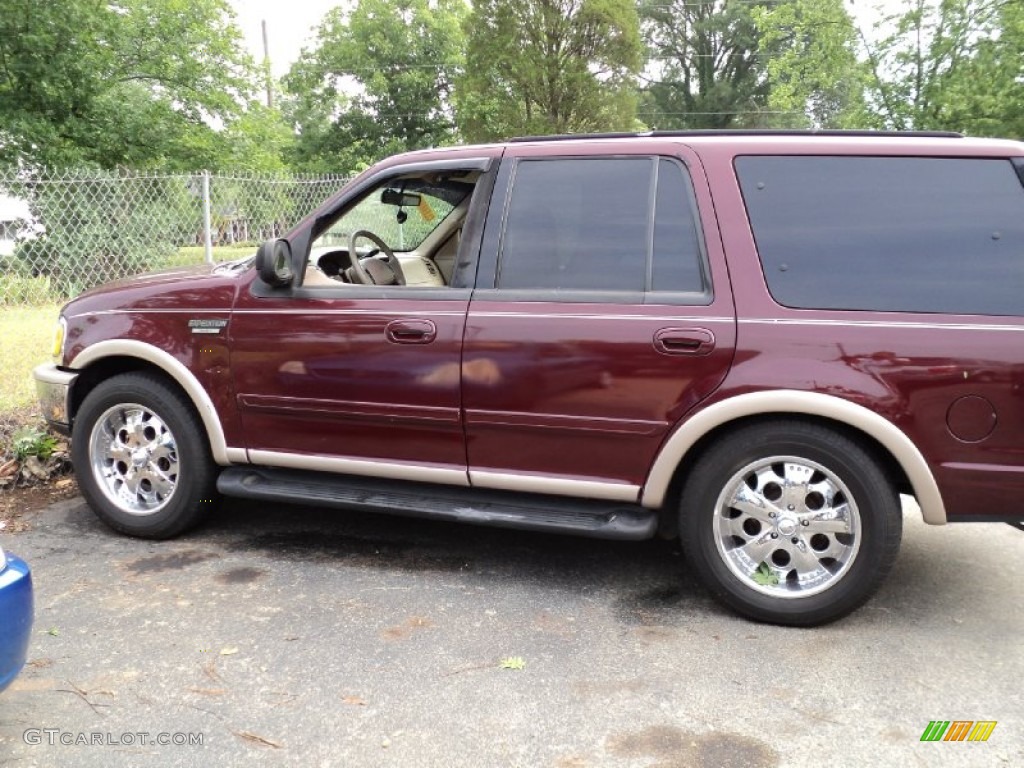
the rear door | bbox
[463,141,736,500]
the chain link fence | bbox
[0,169,351,306]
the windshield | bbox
[319,178,472,252]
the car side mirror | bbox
[255,239,294,287]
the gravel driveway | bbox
[1,495,1021,767]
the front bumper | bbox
[0,554,34,693]
[33,364,77,435]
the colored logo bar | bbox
[920,721,997,742]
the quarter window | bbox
[736,156,1024,315]
[653,159,706,293]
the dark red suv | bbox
[34,130,1024,625]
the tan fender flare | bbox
[70,339,244,466]
[641,390,946,525]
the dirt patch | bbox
[607,725,779,768]
[215,566,266,585]
[121,549,220,575]
[0,406,76,534]
[381,615,434,641]
[0,475,78,533]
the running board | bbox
[217,467,657,541]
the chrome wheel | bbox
[712,456,861,598]
[88,403,179,516]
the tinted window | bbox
[495,157,708,296]
[498,158,651,291]
[737,156,1024,315]
[653,159,706,292]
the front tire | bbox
[71,372,218,539]
[679,420,902,626]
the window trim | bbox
[481,154,713,305]
[1012,157,1024,188]
[652,156,713,298]
[250,156,496,302]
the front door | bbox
[230,291,469,481]
[229,155,498,485]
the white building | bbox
[0,194,31,257]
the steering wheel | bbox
[347,230,406,286]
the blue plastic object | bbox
[0,553,34,693]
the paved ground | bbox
[0,495,1022,767]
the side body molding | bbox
[641,389,947,525]
[70,340,245,466]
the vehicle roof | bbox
[392,130,1024,163]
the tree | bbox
[754,0,867,129]
[947,0,1023,138]
[458,0,642,142]
[283,0,468,173]
[220,105,296,173]
[0,0,258,170]
[638,0,769,129]
[860,0,1023,136]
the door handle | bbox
[386,319,437,344]
[653,328,715,356]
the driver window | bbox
[304,172,477,288]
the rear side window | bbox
[496,157,708,297]
[736,156,1024,315]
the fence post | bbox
[202,170,213,265]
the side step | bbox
[217,467,657,541]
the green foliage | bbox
[284,0,468,173]
[929,0,1024,138]
[754,0,867,129]
[752,562,780,587]
[459,0,642,142]
[1,0,1019,184]
[220,106,297,173]
[0,0,261,171]
[639,0,769,129]
[14,174,197,298]
[499,656,526,670]
[166,245,258,270]
[0,304,60,412]
[11,427,58,462]
[0,263,56,306]
[861,0,1023,137]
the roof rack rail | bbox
[509,129,965,143]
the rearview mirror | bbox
[254,239,294,287]
[381,188,422,208]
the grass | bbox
[0,304,60,415]
[0,245,254,417]
[0,245,256,311]
[164,244,257,269]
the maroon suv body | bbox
[34,131,1024,625]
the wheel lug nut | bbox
[802,520,809,526]
[770,533,778,539]
[787,504,795,511]
[769,512,776,518]
[791,537,799,544]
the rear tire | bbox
[679,420,902,626]
[71,373,218,539]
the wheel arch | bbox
[69,340,234,465]
[642,390,946,525]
